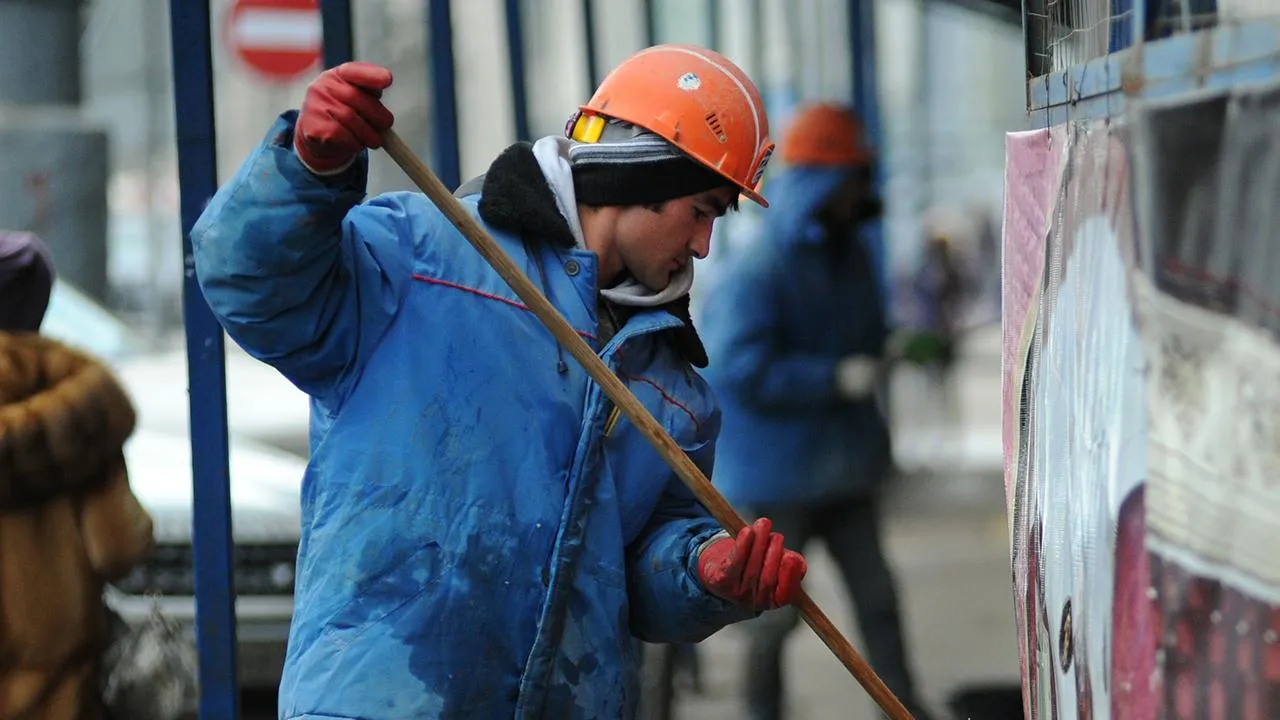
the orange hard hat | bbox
[777,103,873,167]
[568,44,775,207]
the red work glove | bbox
[697,518,807,611]
[294,61,395,174]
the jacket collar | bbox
[458,142,709,368]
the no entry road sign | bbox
[225,0,323,83]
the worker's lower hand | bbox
[697,518,807,611]
[294,62,395,175]
[835,354,879,400]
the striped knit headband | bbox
[568,119,733,207]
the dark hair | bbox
[641,191,740,215]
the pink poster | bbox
[1001,126,1057,718]
[1005,83,1280,719]
[1001,127,1062,508]
[1004,120,1146,719]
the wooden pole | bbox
[381,128,914,720]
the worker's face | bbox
[614,187,737,291]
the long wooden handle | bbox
[380,129,913,720]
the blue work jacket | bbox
[699,167,892,507]
[191,112,749,719]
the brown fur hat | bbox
[0,333,136,510]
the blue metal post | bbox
[749,0,763,78]
[1109,0,1136,53]
[707,0,720,50]
[643,0,657,46]
[428,0,461,190]
[581,0,600,89]
[1131,0,1146,47]
[850,0,881,163]
[505,0,531,141]
[320,0,355,68]
[849,0,890,306]
[167,2,239,718]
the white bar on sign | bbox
[233,9,323,51]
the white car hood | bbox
[113,342,314,457]
[126,428,306,545]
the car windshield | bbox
[40,281,153,361]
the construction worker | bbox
[700,103,934,720]
[190,45,808,719]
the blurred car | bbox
[42,281,313,456]
[41,280,312,690]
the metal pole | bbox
[505,0,531,141]
[749,0,763,82]
[849,0,890,305]
[707,0,720,50]
[581,0,600,89]
[850,0,881,153]
[428,0,461,190]
[1132,0,1146,48]
[167,2,239,718]
[918,0,934,205]
[320,0,355,69]
[643,0,658,46]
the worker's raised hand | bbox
[697,518,807,611]
[294,61,395,175]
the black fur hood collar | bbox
[457,142,709,368]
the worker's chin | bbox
[635,270,670,293]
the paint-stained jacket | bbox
[699,167,892,507]
[191,111,750,720]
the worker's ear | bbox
[80,455,154,582]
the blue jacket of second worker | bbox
[190,112,752,720]
[698,166,891,508]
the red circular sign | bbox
[225,0,322,83]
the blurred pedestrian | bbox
[701,103,934,720]
[0,232,155,720]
